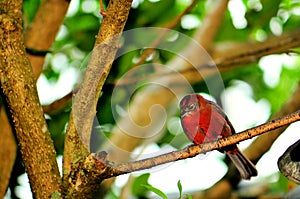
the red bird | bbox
[180,94,257,180]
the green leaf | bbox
[104,189,119,199]
[143,184,168,199]
[185,194,193,199]
[131,173,151,197]
[177,180,183,198]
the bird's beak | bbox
[180,108,189,118]
[180,110,185,117]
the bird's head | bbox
[180,94,204,118]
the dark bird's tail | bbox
[226,147,257,180]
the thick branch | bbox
[0,0,61,198]
[97,110,300,179]
[0,106,17,197]
[62,0,132,198]
[0,2,70,195]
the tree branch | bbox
[111,30,300,87]
[42,91,73,115]
[244,81,300,162]
[24,0,70,78]
[0,2,70,196]
[0,106,17,197]
[175,30,300,85]
[100,109,300,178]
[193,0,229,49]
[213,30,300,70]
[0,0,61,198]
[62,0,133,198]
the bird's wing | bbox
[206,100,236,134]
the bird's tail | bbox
[226,148,257,180]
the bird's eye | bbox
[189,103,196,110]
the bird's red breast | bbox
[180,94,232,144]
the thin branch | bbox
[43,91,73,115]
[96,109,300,179]
[213,31,300,70]
[24,0,70,78]
[177,31,300,84]
[244,81,300,161]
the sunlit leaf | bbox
[185,194,193,199]
[143,184,168,199]
[132,173,151,197]
[177,180,183,198]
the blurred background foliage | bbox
[6,0,300,198]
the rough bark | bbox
[0,0,70,196]
[62,0,133,198]
[0,0,61,198]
